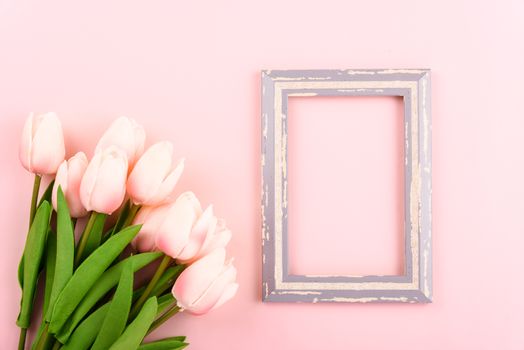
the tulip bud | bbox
[177,208,232,264]
[95,116,146,167]
[133,192,201,257]
[172,248,238,315]
[19,112,66,175]
[79,146,128,214]
[127,141,184,206]
[52,152,89,218]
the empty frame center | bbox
[287,95,405,277]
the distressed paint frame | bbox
[261,69,432,303]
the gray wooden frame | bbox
[261,69,432,303]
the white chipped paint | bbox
[405,120,409,165]
[275,80,417,91]
[377,69,427,74]
[304,274,365,278]
[287,92,318,97]
[281,118,287,180]
[278,280,417,291]
[422,76,430,161]
[274,85,284,285]
[262,113,268,139]
[380,296,409,302]
[264,184,269,207]
[278,291,322,295]
[423,249,430,297]
[409,85,420,289]
[321,297,379,303]
[283,179,288,209]
[272,76,333,81]
[345,70,376,75]
[272,76,305,81]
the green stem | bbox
[147,303,180,335]
[109,200,131,237]
[130,254,172,319]
[29,175,42,227]
[51,341,61,350]
[74,211,99,266]
[34,323,52,350]
[123,203,140,228]
[18,328,27,350]
[17,175,42,350]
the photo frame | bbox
[261,69,432,303]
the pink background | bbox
[1,0,524,349]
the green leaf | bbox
[38,180,55,207]
[31,229,57,349]
[56,252,162,343]
[138,337,188,350]
[133,265,185,302]
[91,261,134,350]
[109,297,158,350]
[81,212,107,260]
[156,293,176,315]
[17,255,24,288]
[109,200,131,238]
[132,265,183,304]
[43,230,57,315]
[17,201,52,328]
[45,187,75,322]
[17,181,53,288]
[61,303,110,350]
[49,225,142,335]
[151,265,185,297]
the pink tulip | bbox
[133,192,232,262]
[131,204,172,252]
[52,152,89,218]
[172,248,238,315]
[19,112,66,175]
[95,116,146,167]
[79,146,128,214]
[133,192,202,256]
[127,141,184,206]
[177,210,232,264]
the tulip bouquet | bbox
[16,114,238,350]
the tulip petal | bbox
[173,248,226,310]
[89,149,128,214]
[132,122,146,165]
[144,158,185,205]
[52,161,69,212]
[19,113,34,172]
[200,228,232,258]
[80,152,103,212]
[65,153,89,218]
[185,261,237,315]
[211,282,239,311]
[127,142,174,205]
[30,113,65,175]
[155,193,201,258]
[95,117,146,167]
[132,205,170,252]
[176,206,214,261]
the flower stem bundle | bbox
[15,114,238,349]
